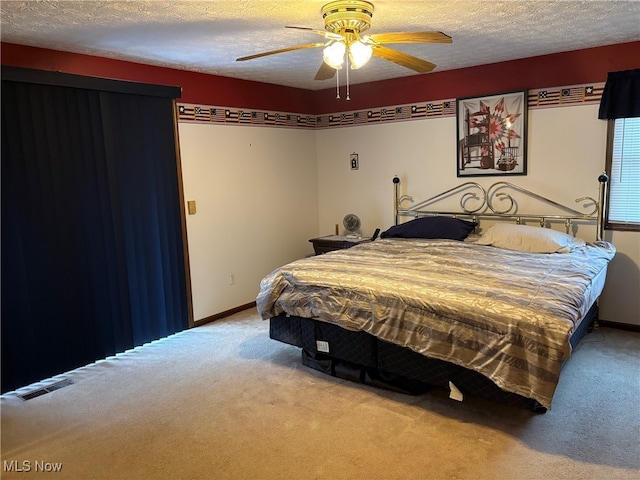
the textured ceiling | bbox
[1,1,639,91]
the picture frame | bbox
[456,90,527,177]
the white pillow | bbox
[476,223,586,253]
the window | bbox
[604,117,640,231]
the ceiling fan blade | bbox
[367,31,452,44]
[236,43,325,62]
[314,62,336,81]
[285,26,344,41]
[372,45,436,73]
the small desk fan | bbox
[343,214,362,236]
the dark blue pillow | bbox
[380,217,477,241]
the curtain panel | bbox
[1,68,189,393]
[598,69,640,119]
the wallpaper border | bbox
[177,82,604,130]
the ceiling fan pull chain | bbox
[335,67,340,99]
[346,54,351,101]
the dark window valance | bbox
[598,69,640,119]
[1,66,181,99]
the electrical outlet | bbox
[229,274,236,285]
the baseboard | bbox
[596,319,640,332]
[192,302,257,327]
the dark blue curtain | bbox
[1,69,189,393]
[598,69,640,119]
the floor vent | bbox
[18,379,74,401]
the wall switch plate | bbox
[187,200,197,215]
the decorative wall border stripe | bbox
[528,82,604,109]
[177,82,604,130]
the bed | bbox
[257,175,616,412]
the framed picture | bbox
[456,90,527,177]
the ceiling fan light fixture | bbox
[238,0,451,99]
[348,41,373,69]
[323,41,346,69]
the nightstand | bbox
[309,235,371,255]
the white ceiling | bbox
[1,1,639,91]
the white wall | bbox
[315,104,639,326]
[178,123,318,320]
[599,230,640,325]
[316,119,456,237]
[179,104,638,326]
[316,106,609,236]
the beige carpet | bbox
[1,308,639,480]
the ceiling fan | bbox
[236,1,451,97]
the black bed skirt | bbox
[269,303,599,413]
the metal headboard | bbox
[393,173,609,241]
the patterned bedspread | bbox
[256,238,616,408]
